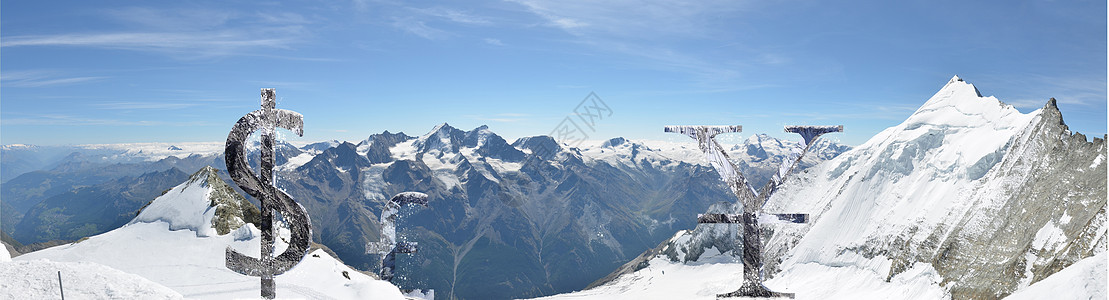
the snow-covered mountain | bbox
[9,166,410,299]
[1,118,849,300]
[573,76,1106,299]
[258,123,848,299]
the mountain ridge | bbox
[578,76,1105,299]
[2,120,850,300]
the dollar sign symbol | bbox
[224,88,312,299]
[368,192,429,282]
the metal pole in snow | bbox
[58,271,64,300]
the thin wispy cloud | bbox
[93,102,201,110]
[2,7,311,59]
[4,76,105,88]
[484,38,505,46]
[4,32,292,50]
[1005,99,1052,109]
[506,1,588,30]
[2,1,1102,147]
[506,0,745,38]
[991,74,1107,108]
[1034,77,1106,107]
[104,7,235,31]
[569,37,746,87]
[392,18,452,40]
[505,0,767,90]
[385,5,494,40]
[255,12,313,26]
[247,80,315,89]
[0,71,106,87]
[414,7,492,25]
[465,113,531,122]
[1,114,210,126]
[778,111,914,122]
[556,84,589,89]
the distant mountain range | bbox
[4,76,1100,299]
[0,123,848,299]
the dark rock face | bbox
[512,136,562,162]
[194,166,261,236]
[362,131,412,164]
[931,100,1106,298]
[416,123,467,154]
[601,137,627,148]
[281,141,377,272]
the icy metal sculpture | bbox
[665,124,842,299]
[225,88,312,299]
[367,192,429,282]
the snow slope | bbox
[759,76,1105,297]
[1003,252,1106,300]
[14,167,409,299]
[537,250,948,300]
[0,259,183,299]
[761,75,1036,275]
[577,76,1106,299]
[129,167,225,237]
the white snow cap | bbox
[130,167,222,237]
[906,75,1025,130]
[0,244,10,262]
[855,75,1037,176]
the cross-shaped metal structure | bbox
[665,125,842,299]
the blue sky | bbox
[2,0,1105,146]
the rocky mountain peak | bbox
[589,76,1104,299]
[302,142,369,171]
[462,125,495,148]
[601,137,627,148]
[744,138,770,161]
[911,75,1011,124]
[416,122,465,153]
[131,166,259,237]
[198,167,261,236]
[363,131,411,147]
[361,131,413,164]
[1041,97,1068,127]
[512,135,561,160]
[866,76,1038,179]
[464,126,526,161]
[302,140,341,153]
